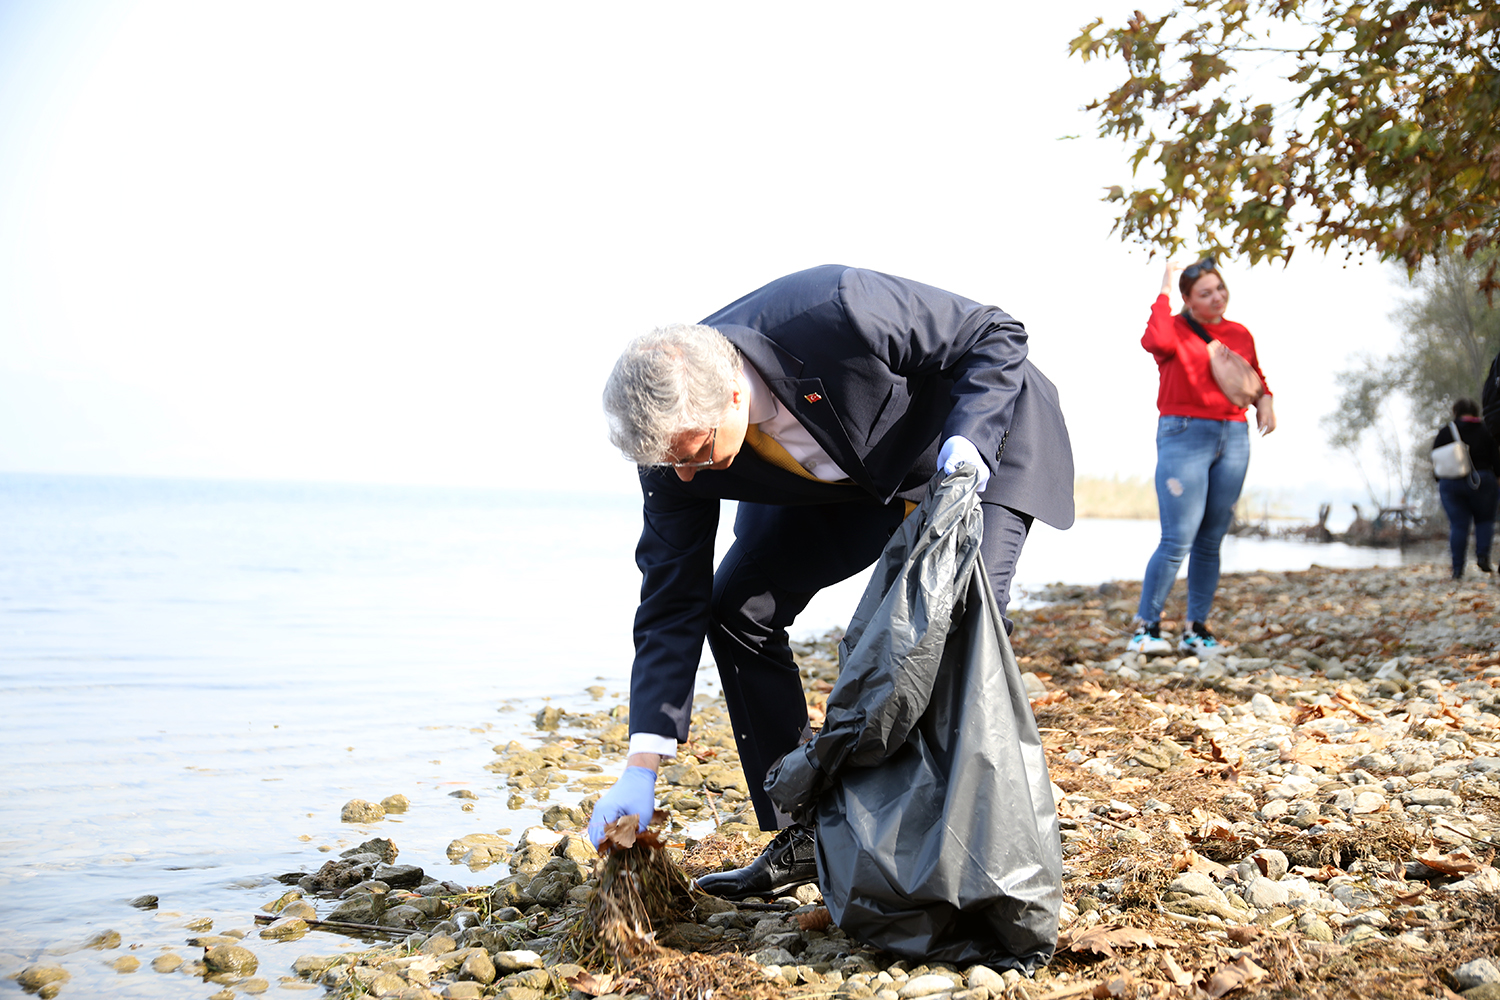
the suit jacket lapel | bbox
[716,325,878,496]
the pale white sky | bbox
[0,1,1409,513]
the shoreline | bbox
[10,559,1500,999]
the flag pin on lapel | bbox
[804,392,823,403]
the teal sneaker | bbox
[1126,621,1172,656]
[1178,622,1224,656]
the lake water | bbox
[0,473,1420,996]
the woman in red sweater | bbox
[1127,259,1275,657]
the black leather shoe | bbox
[694,824,817,901]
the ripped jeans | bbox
[1136,416,1251,626]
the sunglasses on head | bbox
[1183,257,1217,280]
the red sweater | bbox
[1141,294,1272,421]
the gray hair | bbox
[602,323,741,464]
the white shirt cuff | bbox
[628,733,679,759]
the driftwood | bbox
[251,912,407,938]
[1279,502,1445,548]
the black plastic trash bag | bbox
[764,467,1061,971]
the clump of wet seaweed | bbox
[561,812,695,968]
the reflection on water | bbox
[0,479,1444,996]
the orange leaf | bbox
[796,907,833,931]
[1415,848,1481,875]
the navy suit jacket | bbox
[628,266,1074,743]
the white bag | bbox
[1432,422,1474,479]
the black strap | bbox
[1181,311,1214,344]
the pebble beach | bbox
[10,560,1500,1000]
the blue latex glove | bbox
[938,435,990,492]
[586,765,657,847]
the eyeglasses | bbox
[1183,257,1217,280]
[653,426,718,469]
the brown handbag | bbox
[1183,313,1265,408]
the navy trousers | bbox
[706,498,1031,829]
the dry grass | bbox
[562,826,695,968]
[1075,475,1158,520]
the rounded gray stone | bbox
[1456,958,1500,989]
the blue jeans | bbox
[1137,416,1251,625]
[1438,471,1498,577]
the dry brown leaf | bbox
[1415,848,1481,875]
[1226,924,1262,945]
[1063,925,1182,958]
[796,907,832,931]
[1159,951,1193,987]
[601,815,641,850]
[1290,864,1344,882]
[1110,777,1153,794]
[1092,972,1134,998]
[1188,808,1237,841]
[1031,690,1070,707]
[1203,955,1268,998]
[1173,849,1230,877]
[1392,884,1428,904]
[1332,687,1375,721]
[1285,739,1356,769]
[567,970,640,996]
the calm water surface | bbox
[0,474,1422,996]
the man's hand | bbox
[586,765,657,847]
[938,435,990,492]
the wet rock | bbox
[326,894,382,924]
[262,889,304,914]
[341,838,397,863]
[281,899,317,920]
[378,903,425,928]
[17,965,70,992]
[187,935,241,948]
[291,955,343,975]
[373,863,424,888]
[341,799,386,823]
[130,894,158,909]
[84,929,121,949]
[381,794,410,814]
[258,916,308,940]
[151,954,184,973]
[112,955,140,973]
[535,705,564,730]
[203,945,258,975]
